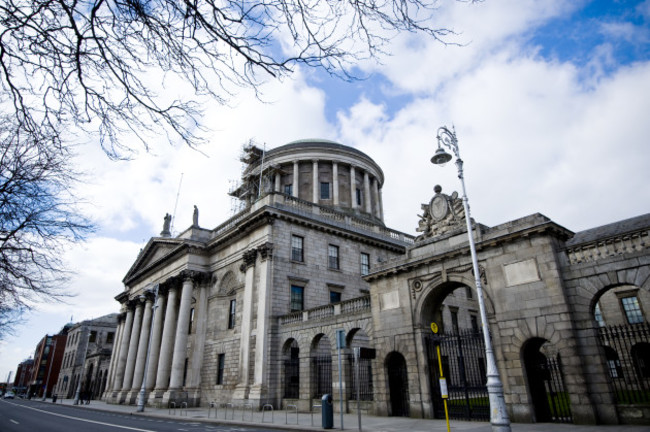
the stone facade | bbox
[103,139,649,425]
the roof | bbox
[566,213,650,246]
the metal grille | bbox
[346,354,374,400]
[284,358,300,398]
[598,322,650,404]
[311,356,332,398]
[537,355,572,423]
[425,330,489,421]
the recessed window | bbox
[320,182,331,200]
[328,244,339,270]
[360,253,370,276]
[291,235,304,262]
[228,299,236,329]
[290,285,304,312]
[330,291,342,304]
[106,332,114,344]
[466,286,473,299]
[471,315,479,333]
[450,309,459,334]
[356,188,362,206]
[188,307,195,334]
[89,331,97,343]
[284,184,293,195]
[594,303,606,327]
[621,296,644,324]
[216,353,225,385]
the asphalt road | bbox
[0,399,284,432]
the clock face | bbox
[430,196,448,220]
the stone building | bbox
[55,314,118,399]
[104,139,649,425]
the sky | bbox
[2,0,650,383]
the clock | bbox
[430,195,448,221]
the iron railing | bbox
[346,354,374,401]
[311,356,332,399]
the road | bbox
[0,399,284,432]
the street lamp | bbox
[431,126,511,432]
[137,284,159,412]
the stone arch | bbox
[385,351,409,417]
[218,270,239,295]
[281,338,300,399]
[310,333,333,398]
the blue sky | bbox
[2,0,649,385]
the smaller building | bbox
[28,331,67,398]
[54,314,118,400]
[13,358,34,396]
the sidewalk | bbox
[38,398,647,432]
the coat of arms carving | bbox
[416,185,466,241]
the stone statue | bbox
[193,205,199,227]
[160,213,172,237]
[415,185,466,241]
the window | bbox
[450,309,459,334]
[89,331,97,343]
[360,253,370,276]
[228,299,236,329]
[330,291,342,304]
[320,182,330,199]
[466,286,473,299]
[356,188,362,206]
[621,296,644,324]
[291,235,304,262]
[290,285,304,312]
[328,245,339,270]
[183,358,188,386]
[216,354,225,385]
[471,314,479,333]
[188,307,195,334]
[106,332,114,344]
[284,184,293,195]
[594,303,606,327]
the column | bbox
[188,285,209,404]
[372,177,380,219]
[378,187,384,221]
[121,300,144,391]
[274,173,281,193]
[350,165,356,209]
[233,249,257,400]
[167,274,195,390]
[152,286,178,395]
[249,243,273,406]
[312,160,319,203]
[292,161,299,198]
[129,296,154,399]
[144,293,166,391]
[112,307,134,392]
[363,170,371,213]
[333,162,339,205]
[104,315,125,399]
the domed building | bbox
[104,139,650,426]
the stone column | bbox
[150,285,178,403]
[292,161,299,198]
[104,315,125,400]
[249,243,273,406]
[164,272,196,401]
[274,173,281,193]
[233,249,257,400]
[378,187,384,221]
[112,306,134,394]
[363,171,371,213]
[187,284,209,404]
[126,296,154,403]
[312,160,319,203]
[121,300,144,393]
[350,165,356,209]
[145,293,166,392]
[372,177,380,219]
[332,162,339,205]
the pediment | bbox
[123,238,184,283]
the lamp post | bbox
[431,126,511,432]
[137,284,159,412]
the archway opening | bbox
[310,334,332,399]
[282,338,300,399]
[385,351,409,417]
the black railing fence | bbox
[311,356,332,399]
[346,354,374,401]
[598,322,650,404]
[283,358,300,399]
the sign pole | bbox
[337,329,345,430]
[354,347,361,431]
[431,323,450,432]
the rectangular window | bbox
[328,244,339,270]
[228,299,236,329]
[183,357,188,386]
[106,332,114,344]
[360,253,370,276]
[594,303,606,327]
[330,291,342,304]
[621,296,644,324]
[471,315,479,333]
[89,331,97,343]
[291,235,304,262]
[216,354,225,385]
[284,184,293,195]
[290,285,304,312]
[356,188,362,206]
[320,182,330,199]
[451,309,459,334]
[466,286,473,299]
[188,307,195,334]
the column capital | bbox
[240,249,258,272]
[257,242,274,261]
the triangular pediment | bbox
[123,237,184,284]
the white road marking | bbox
[5,402,156,432]
[10,419,19,424]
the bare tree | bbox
[0,120,92,338]
[0,0,468,159]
